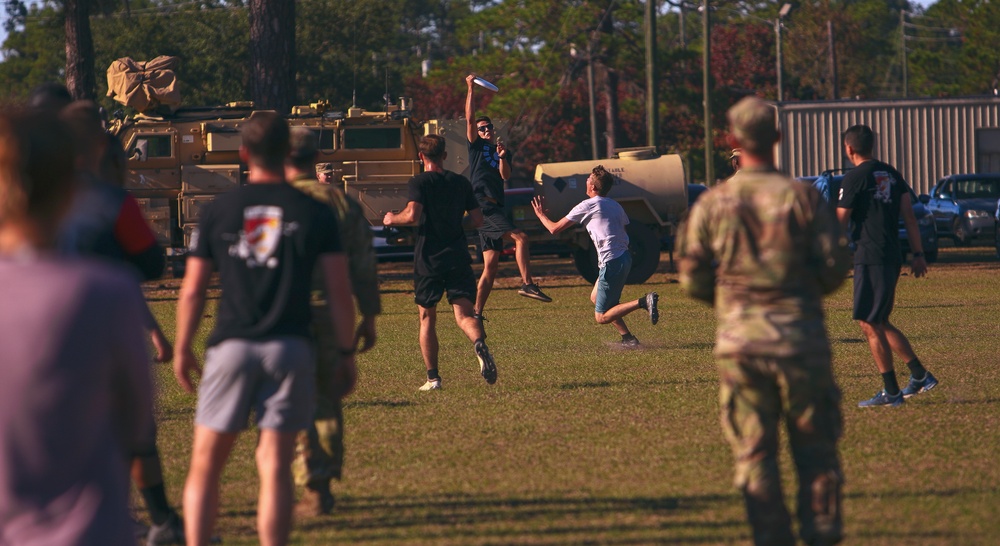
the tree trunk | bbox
[64,0,95,100]
[604,66,619,157]
[248,0,296,113]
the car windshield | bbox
[953,178,1000,199]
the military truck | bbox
[107,60,688,282]
[114,103,688,283]
[111,98,433,270]
[528,148,690,284]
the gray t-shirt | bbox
[0,256,153,545]
[566,196,630,268]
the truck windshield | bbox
[343,127,401,150]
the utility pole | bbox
[901,9,908,98]
[776,4,792,102]
[827,20,838,100]
[586,40,599,160]
[645,0,658,149]
[703,0,713,184]
[571,40,600,160]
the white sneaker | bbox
[419,378,442,391]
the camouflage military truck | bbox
[110,99,421,271]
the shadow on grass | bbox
[297,492,747,544]
[345,399,415,409]
[560,381,612,390]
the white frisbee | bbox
[472,76,499,93]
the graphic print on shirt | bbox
[873,171,895,203]
[232,205,283,269]
[480,144,499,169]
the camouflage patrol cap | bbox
[315,162,333,175]
[288,126,318,159]
[727,96,778,154]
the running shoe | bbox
[901,371,939,398]
[419,378,442,391]
[857,389,904,408]
[644,292,659,325]
[621,334,641,348]
[146,511,185,545]
[475,341,498,384]
[518,283,552,302]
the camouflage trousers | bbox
[717,353,844,546]
[291,304,346,490]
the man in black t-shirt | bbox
[174,112,356,545]
[384,134,498,390]
[837,124,939,408]
[465,74,552,331]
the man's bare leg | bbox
[183,426,238,546]
[595,300,642,325]
[418,305,439,372]
[883,320,918,363]
[256,429,298,546]
[858,320,894,373]
[510,230,534,286]
[475,250,501,315]
[453,298,486,342]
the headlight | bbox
[917,214,934,226]
[966,210,990,219]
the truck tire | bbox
[572,245,600,284]
[571,222,661,285]
[624,222,660,284]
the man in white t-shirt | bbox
[531,165,659,346]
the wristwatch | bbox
[912,252,924,258]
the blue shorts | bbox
[196,336,316,433]
[595,252,631,313]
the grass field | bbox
[145,245,1000,545]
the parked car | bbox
[371,226,415,262]
[798,171,939,262]
[923,173,1000,246]
[995,198,1000,258]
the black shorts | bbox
[414,263,478,308]
[478,207,517,251]
[852,264,900,324]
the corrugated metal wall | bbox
[776,97,1000,195]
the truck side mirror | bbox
[918,194,930,204]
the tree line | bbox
[2,0,995,183]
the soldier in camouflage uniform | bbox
[285,127,381,516]
[677,96,851,546]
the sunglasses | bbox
[477,124,494,133]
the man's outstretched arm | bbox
[466,74,478,143]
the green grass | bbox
[145,246,1000,545]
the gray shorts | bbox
[196,336,316,433]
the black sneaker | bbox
[146,511,184,545]
[518,283,552,302]
[475,340,498,384]
[621,334,640,348]
[644,292,659,325]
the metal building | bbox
[775,96,1000,195]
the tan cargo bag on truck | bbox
[106,56,182,114]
